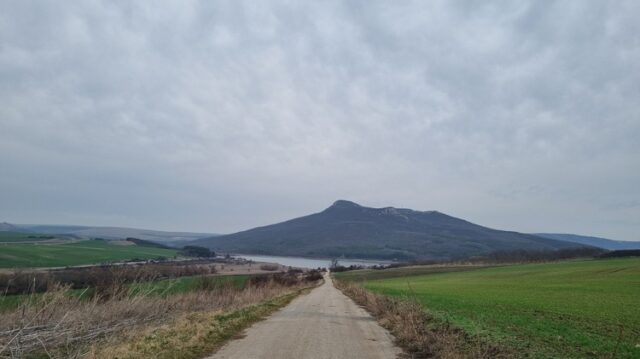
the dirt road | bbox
[207,273,402,359]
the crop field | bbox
[0,239,178,268]
[0,231,65,243]
[337,258,640,358]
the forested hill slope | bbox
[194,200,584,261]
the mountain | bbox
[0,222,18,231]
[535,233,640,250]
[12,224,217,246]
[193,200,585,261]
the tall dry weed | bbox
[0,277,304,358]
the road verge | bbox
[88,283,318,359]
[334,278,512,358]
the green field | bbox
[337,258,640,358]
[0,240,178,268]
[0,231,64,243]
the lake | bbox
[235,254,391,269]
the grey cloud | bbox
[0,0,638,240]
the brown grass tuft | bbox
[334,280,513,359]
[88,290,303,359]
[0,276,312,358]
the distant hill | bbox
[535,233,640,250]
[0,222,18,231]
[193,200,585,261]
[11,224,217,246]
[124,237,173,249]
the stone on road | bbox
[207,273,402,359]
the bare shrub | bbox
[303,270,323,282]
[192,275,236,291]
[0,274,305,358]
[335,280,512,358]
[259,264,279,271]
[0,263,217,296]
[248,272,300,288]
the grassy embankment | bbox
[0,275,251,311]
[0,239,178,268]
[0,272,318,358]
[0,231,66,243]
[90,289,305,359]
[336,258,640,358]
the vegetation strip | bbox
[333,264,493,282]
[89,289,308,359]
[337,258,640,358]
[0,270,321,358]
[334,279,511,358]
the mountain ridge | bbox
[535,233,640,250]
[193,200,585,261]
[0,222,18,231]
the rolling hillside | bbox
[194,200,584,261]
[0,222,18,231]
[0,239,178,268]
[535,233,640,250]
[8,224,216,246]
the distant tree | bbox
[179,245,214,258]
[599,250,640,258]
[330,258,339,269]
[329,264,363,272]
[468,247,606,264]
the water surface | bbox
[235,254,391,269]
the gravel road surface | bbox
[207,273,402,359]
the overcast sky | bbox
[1,1,638,240]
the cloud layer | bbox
[1,1,638,240]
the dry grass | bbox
[88,290,303,359]
[0,263,216,296]
[334,280,513,359]
[0,277,310,358]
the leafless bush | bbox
[191,275,238,291]
[247,272,301,288]
[335,280,511,358]
[259,264,280,271]
[303,270,323,282]
[0,263,217,296]
[0,275,305,358]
